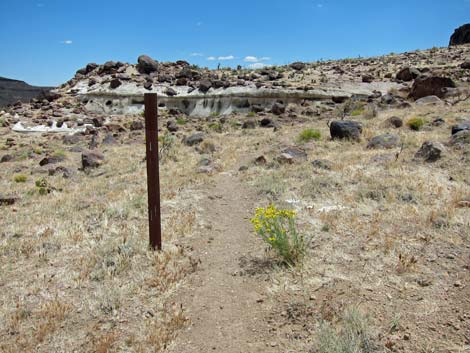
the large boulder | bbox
[271,102,286,115]
[409,76,456,100]
[137,55,159,74]
[450,130,470,146]
[330,121,362,141]
[449,24,470,46]
[396,67,421,81]
[290,62,306,71]
[461,60,470,69]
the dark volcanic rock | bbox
[0,194,17,206]
[199,80,212,93]
[39,155,65,166]
[409,76,456,100]
[396,67,421,81]
[271,102,286,115]
[414,141,445,162]
[137,55,159,74]
[384,116,403,128]
[449,24,470,46]
[290,62,306,71]
[330,121,362,141]
[81,150,104,169]
[109,78,122,89]
[461,60,470,69]
[451,120,470,135]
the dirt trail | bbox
[167,171,278,353]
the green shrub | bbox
[176,117,187,125]
[210,111,220,118]
[350,108,365,117]
[407,117,425,131]
[297,128,321,143]
[13,174,27,183]
[247,111,256,118]
[208,122,223,133]
[251,204,307,265]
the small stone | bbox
[414,141,445,162]
[184,133,205,146]
[367,133,400,149]
[81,150,104,169]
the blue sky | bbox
[0,0,469,86]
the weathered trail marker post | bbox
[144,93,162,250]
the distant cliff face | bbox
[0,77,53,107]
[449,24,470,46]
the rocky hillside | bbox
[0,77,53,107]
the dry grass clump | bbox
[315,308,377,353]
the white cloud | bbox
[207,55,235,61]
[248,62,271,69]
[190,52,203,57]
[218,55,235,60]
[244,56,271,62]
[61,40,73,45]
[317,3,323,8]
[196,21,203,27]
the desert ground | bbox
[1,44,470,353]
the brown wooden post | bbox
[144,93,162,250]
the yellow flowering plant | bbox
[251,204,307,265]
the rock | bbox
[311,159,332,170]
[109,78,122,89]
[451,120,470,135]
[99,61,123,74]
[0,194,17,206]
[184,133,205,146]
[461,60,470,69]
[63,134,81,145]
[290,62,306,71]
[362,74,374,83]
[166,87,178,96]
[415,95,442,105]
[48,166,72,178]
[332,96,348,104]
[330,121,362,141]
[254,155,267,165]
[414,141,445,162]
[449,130,470,145]
[167,121,179,132]
[367,133,400,149]
[199,80,212,93]
[144,81,153,90]
[409,76,456,100]
[276,153,294,164]
[85,63,98,74]
[385,116,403,128]
[381,94,396,105]
[81,150,104,169]
[271,102,285,115]
[137,55,159,74]
[432,118,445,126]
[242,120,256,129]
[260,117,275,128]
[130,120,144,131]
[1,154,13,163]
[449,24,470,46]
[39,155,65,166]
[396,67,420,81]
[280,146,307,162]
[102,134,118,145]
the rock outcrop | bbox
[449,24,470,46]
